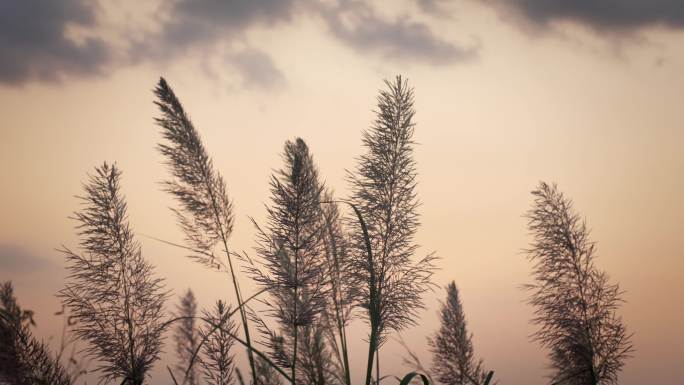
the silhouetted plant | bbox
[199,300,237,385]
[525,182,633,385]
[397,334,433,384]
[174,289,200,385]
[59,163,167,385]
[53,306,90,383]
[254,355,284,385]
[348,76,437,385]
[319,190,356,385]
[429,282,493,385]
[0,281,72,385]
[154,77,258,384]
[297,323,342,385]
[246,138,329,385]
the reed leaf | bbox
[398,371,430,385]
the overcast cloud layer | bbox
[485,0,684,32]
[0,0,477,86]
[0,0,109,84]
[4,0,684,87]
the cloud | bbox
[170,0,295,35]
[319,1,477,64]
[141,0,295,56]
[416,0,451,15]
[0,0,476,87]
[122,0,295,88]
[228,49,286,89]
[0,0,110,84]
[0,244,56,274]
[485,0,684,34]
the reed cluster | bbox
[0,77,632,385]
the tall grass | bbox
[428,282,494,385]
[199,300,237,385]
[154,78,258,384]
[246,138,329,385]
[1,281,74,385]
[149,77,442,385]
[174,289,200,385]
[8,74,641,385]
[525,182,633,385]
[149,76,449,385]
[59,163,167,385]
[347,76,438,385]
[320,190,356,385]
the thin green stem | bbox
[292,284,298,385]
[220,236,257,384]
[343,202,378,385]
[198,146,258,385]
[323,200,377,385]
[376,348,380,385]
[365,325,377,385]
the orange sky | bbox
[1,1,683,384]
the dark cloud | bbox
[488,0,684,33]
[0,0,109,84]
[228,49,286,89]
[416,0,451,15]
[320,1,477,63]
[123,0,294,88]
[1,0,475,87]
[172,0,295,33]
[144,0,295,55]
[0,244,56,274]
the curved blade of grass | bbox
[398,372,430,385]
[482,371,494,385]
[329,200,378,385]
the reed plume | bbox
[297,323,342,385]
[58,163,167,385]
[174,289,200,385]
[0,281,72,385]
[525,182,633,385]
[154,77,257,383]
[348,76,437,385]
[246,138,328,385]
[429,282,492,385]
[199,300,237,385]
[254,356,284,385]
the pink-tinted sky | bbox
[1,1,683,384]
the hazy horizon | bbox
[1,1,683,384]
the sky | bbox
[1,0,683,384]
